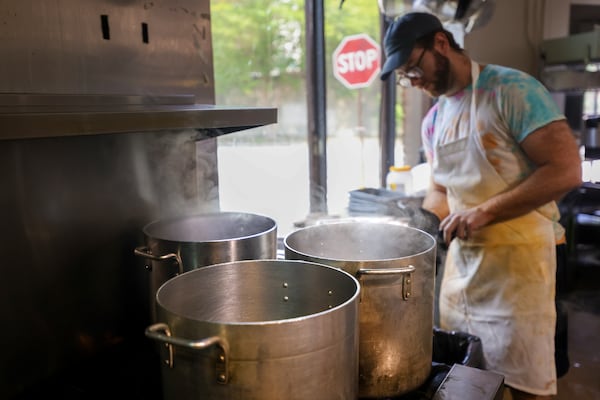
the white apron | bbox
[434,61,558,395]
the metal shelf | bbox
[541,30,600,66]
[540,30,600,92]
[0,93,278,141]
[540,67,600,92]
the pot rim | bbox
[142,211,277,243]
[283,220,436,263]
[155,259,361,326]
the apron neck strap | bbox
[471,60,480,88]
[470,60,479,122]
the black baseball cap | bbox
[380,12,443,81]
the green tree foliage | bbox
[211,0,305,105]
[212,0,381,104]
[211,0,407,144]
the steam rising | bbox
[285,221,435,262]
[144,211,277,242]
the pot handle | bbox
[356,265,415,300]
[134,246,183,275]
[145,323,230,384]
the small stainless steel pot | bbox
[134,211,277,320]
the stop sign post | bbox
[333,34,381,89]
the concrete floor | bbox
[500,266,600,400]
[555,264,600,399]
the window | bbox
[212,0,405,236]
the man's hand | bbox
[438,207,496,245]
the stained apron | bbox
[433,61,558,395]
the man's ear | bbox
[433,31,448,54]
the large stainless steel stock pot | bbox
[284,220,436,398]
[145,259,360,400]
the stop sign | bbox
[333,34,381,89]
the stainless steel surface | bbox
[583,117,600,149]
[150,259,360,400]
[0,1,212,98]
[0,0,276,398]
[135,212,278,321]
[432,364,504,400]
[145,323,227,381]
[283,221,437,398]
[540,30,600,92]
[0,129,220,398]
[0,1,277,139]
[0,95,278,140]
[584,128,600,148]
[540,67,600,92]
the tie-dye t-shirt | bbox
[421,64,566,241]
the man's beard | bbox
[427,50,450,97]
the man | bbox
[380,12,582,400]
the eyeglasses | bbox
[396,47,427,88]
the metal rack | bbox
[540,29,600,92]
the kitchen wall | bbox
[544,0,600,39]
[463,0,600,75]
[405,0,598,157]
[464,0,545,77]
[0,1,219,398]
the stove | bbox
[11,339,163,400]
[381,364,504,400]
[12,329,503,400]
[381,329,504,400]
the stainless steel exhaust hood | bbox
[0,0,277,140]
[0,93,277,140]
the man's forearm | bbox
[422,186,449,222]
[478,163,581,224]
